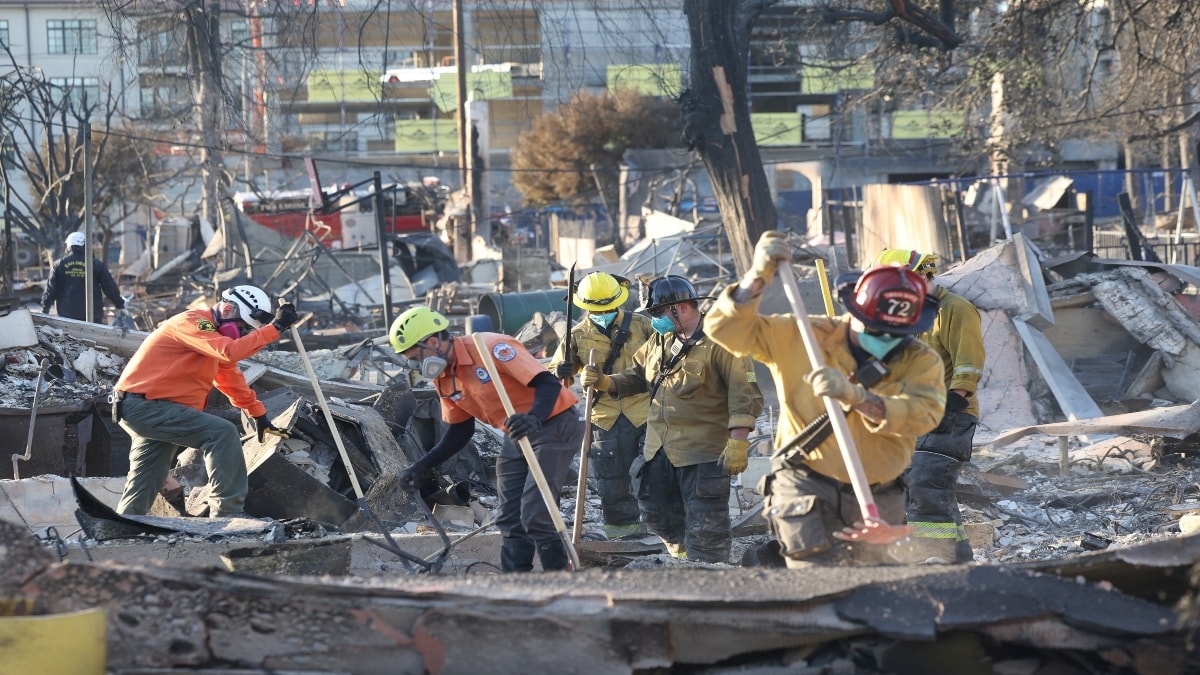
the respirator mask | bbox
[589,311,617,329]
[856,330,904,360]
[406,339,450,379]
[650,313,676,335]
[214,301,249,339]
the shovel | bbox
[12,359,52,480]
[777,264,914,545]
[291,324,450,573]
[571,348,599,548]
[470,333,581,571]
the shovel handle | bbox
[471,333,581,571]
[777,265,882,524]
[571,348,599,547]
[292,326,365,500]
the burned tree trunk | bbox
[681,0,779,276]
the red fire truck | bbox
[231,185,426,248]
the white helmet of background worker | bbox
[219,285,273,329]
[66,232,86,249]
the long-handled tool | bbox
[777,264,914,544]
[12,359,51,480]
[571,348,599,548]
[291,325,450,572]
[561,262,577,386]
[470,333,581,571]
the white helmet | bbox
[220,285,272,328]
[66,232,86,248]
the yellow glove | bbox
[804,366,867,407]
[718,438,750,476]
[747,231,792,285]
[580,364,612,391]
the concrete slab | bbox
[0,308,39,349]
[66,531,507,576]
[0,476,124,536]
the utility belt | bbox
[771,458,902,494]
[108,390,146,422]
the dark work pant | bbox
[589,415,645,527]
[905,414,978,563]
[116,395,247,517]
[763,465,906,567]
[635,450,731,564]
[495,408,584,572]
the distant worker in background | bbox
[872,249,985,564]
[549,272,656,540]
[112,285,298,517]
[41,231,126,323]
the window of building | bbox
[0,137,15,170]
[229,21,249,48]
[48,19,98,55]
[49,77,100,108]
[0,20,9,49]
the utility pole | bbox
[84,123,94,324]
[373,171,394,329]
[452,0,472,263]
[468,98,490,257]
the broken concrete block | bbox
[1180,514,1200,535]
[72,348,98,382]
[966,522,996,549]
[0,309,39,350]
[432,504,476,530]
[0,476,124,535]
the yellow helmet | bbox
[871,249,938,277]
[389,306,450,353]
[572,272,629,312]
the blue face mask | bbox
[858,331,904,360]
[589,311,617,329]
[650,314,676,335]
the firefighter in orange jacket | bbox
[113,285,298,517]
[392,306,585,572]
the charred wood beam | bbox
[681,0,781,274]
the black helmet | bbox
[639,275,710,314]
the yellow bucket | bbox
[0,606,106,675]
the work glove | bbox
[747,230,792,285]
[271,302,299,331]
[397,463,424,491]
[933,391,970,435]
[580,364,612,391]
[805,366,867,407]
[504,413,543,441]
[718,438,750,476]
[253,415,291,443]
[554,362,574,380]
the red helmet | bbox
[836,265,938,335]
